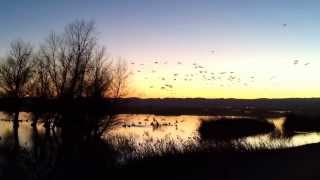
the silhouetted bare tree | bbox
[39,32,67,97]
[109,58,130,98]
[40,20,115,99]
[28,56,53,98]
[84,47,112,98]
[0,20,131,148]
[0,40,33,148]
[0,40,33,97]
[63,20,97,98]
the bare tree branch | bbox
[0,40,33,97]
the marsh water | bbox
[1,112,320,155]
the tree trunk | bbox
[13,111,20,149]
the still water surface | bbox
[1,112,320,152]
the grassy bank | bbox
[1,132,320,180]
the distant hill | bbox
[116,98,320,116]
[120,97,320,110]
[1,97,320,116]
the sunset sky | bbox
[1,0,320,98]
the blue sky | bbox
[1,0,320,51]
[1,0,320,98]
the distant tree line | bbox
[0,20,129,100]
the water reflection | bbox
[107,114,201,143]
[0,112,46,149]
[106,114,320,151]
[1,112,320,154]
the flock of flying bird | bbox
[130,57,310,93]
[129,24,311,93]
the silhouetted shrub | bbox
[198,118,275,140]
[283,113,320,133]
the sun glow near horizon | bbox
[126,50,320,99]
